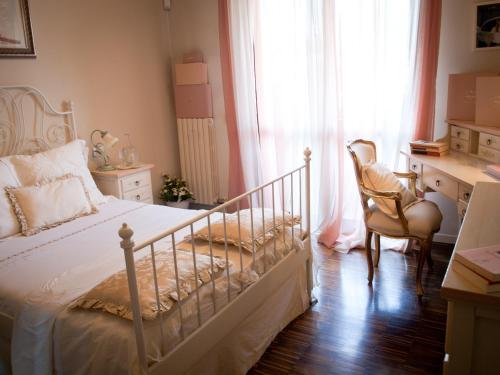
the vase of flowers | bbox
[159,175,194,209]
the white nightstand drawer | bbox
[450,137,469,153]
[123,185,153,203]
[479,132,500,151]
[458,184,472,203]
[423,166,458,201]
[478,145,500,163]
[121,171,151,193]
[450,126,470,141]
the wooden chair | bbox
[347,139,442,296]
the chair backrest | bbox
[347,139,377,220]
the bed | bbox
[0,86,313,375]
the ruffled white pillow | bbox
[5,174,97,236]
[8,140,105,205]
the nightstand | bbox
[91,164,154,204]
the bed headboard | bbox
[0,86,77,157]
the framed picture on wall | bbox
[475,1,500,51]
[0,0,35,57]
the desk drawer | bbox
[409,158,422,174]
[479,132,500,151]
[422,166,458,200]
[450,126,470,141]
[450,137,469,153]
[478,145,500,163]
[458,184,472,203]
[457,200,468,218]
[121,171,151,193]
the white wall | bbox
[168,0,229,200]
[432,0,500,242]
[434,0,500,140]
[0,0,179,200]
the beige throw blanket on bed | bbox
[72,250,229,320]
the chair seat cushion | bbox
[366,200,442,239]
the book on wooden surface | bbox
[410,149,449,157]
[452,261,500,293]
[454,245,500,282]
[486,164,500,180]
[409,140,448,150]
[410,144,449,152]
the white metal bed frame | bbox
[119,150,312,374]
[0,86,313,374]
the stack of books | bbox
[486,164,500,180]
[409,140,448,156]
[453,245,500,293]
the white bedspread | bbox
[0,198,214,375]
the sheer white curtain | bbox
[229,0,419,251]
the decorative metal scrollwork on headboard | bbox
[0,86,77,157]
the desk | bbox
[400,149,497,221]
[441,182,500,375]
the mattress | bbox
[0,198,303,375]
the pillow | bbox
[5,174,98,236]
[191,208,301,252]
[361,162,418,219]
[8,140,105,205]
[0,158,22,238]
[72,250,229,320]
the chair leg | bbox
[374,233,381,268]
[416,238,431,297]
[365,231,374,283]
[426,248,434,269]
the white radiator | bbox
[177,118,219,205]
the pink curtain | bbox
[218,0,246,206]
[413,0,442,141]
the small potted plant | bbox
[159,175,194,209]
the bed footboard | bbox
[118,149,312,374]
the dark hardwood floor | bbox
[250,242,453,375]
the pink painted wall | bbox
[0,0,179,200]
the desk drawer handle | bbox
[135,180,140,186]
[487,139,492,146]
[457,131,461,137]
[455,143,461,149]
[435,180,440,187]
[463,192,470,200]
[136,194,141,200]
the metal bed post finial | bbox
[303,148,314,303]
[118,223,148,374]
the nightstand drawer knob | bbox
[136,194,141,200]
[462,208,466,216]
[487,139,492,146]
[135,181,140,186]
[463,192,470,200]
[412,164,417,170]
[435,180,440,187]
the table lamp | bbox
[91,129,119,171]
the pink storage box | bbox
[174,84,213,118]
[476,76,500,127]
[447,73,494,121]
[175,63,208,85]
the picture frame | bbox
[0,0,35,57]
[474,1,500,51]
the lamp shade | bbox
[102,132,119,148]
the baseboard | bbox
[433,233,457,244]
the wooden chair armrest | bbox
[361,186,410,235]
[393,171,417,196]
